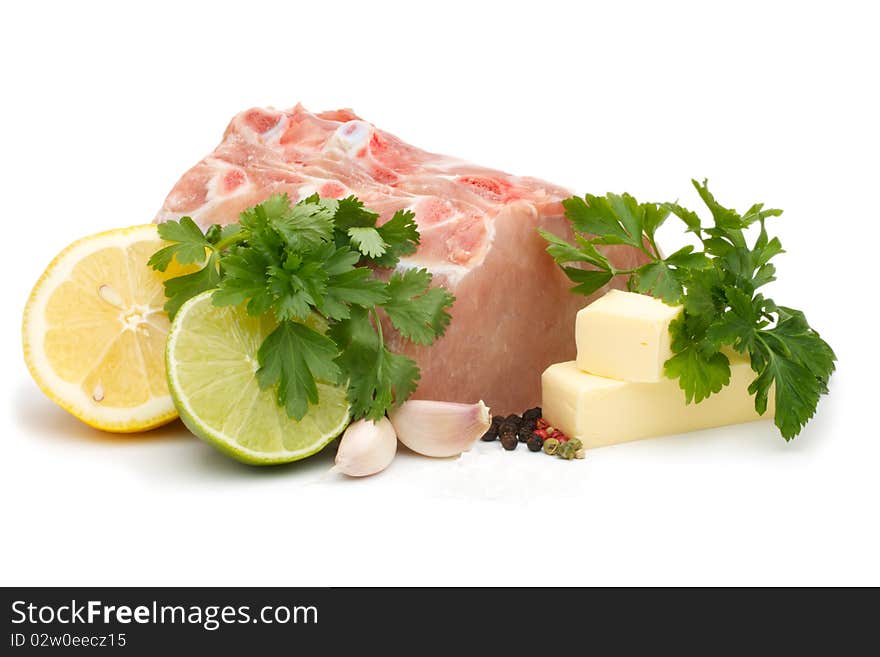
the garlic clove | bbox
[389,400,491,458]
[333,417,397,477]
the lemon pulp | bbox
[22,225,195,432]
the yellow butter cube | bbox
[576,290,682,382]
[542,357,772,448]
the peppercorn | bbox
[574,448,587,460]
[526,434,544,452]
[536,418,550,430]
[498,415,519,445]
[481,415,503,442]
[522,407,542,423]
[567,438,583,452]
[557,442,576,460]
[500,432,518,451]
[517,421,536,442]
[543,437,560,455]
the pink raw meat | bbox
[155,104,647,414]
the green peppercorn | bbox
[567,438,583,452]
[557,442,576,460]
[543,437,560,455]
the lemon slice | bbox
[166,291,351,465]
[22,225,196,432]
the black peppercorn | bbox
[498,415,519,444]
[517,421,535,442]
[498,415,521,436]
[518,417,537,438]
[522,407,542,423]
[500,432,518,450]
[481,415,503,441]
[526,434,544,452]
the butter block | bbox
[575,290,682,382]
[542,357,773,448]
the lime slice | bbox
[166,291,350,465]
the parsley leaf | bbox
[212,247,277,316]
[749,306,836,439]
[561,267,614,297]
[370,210,420,267]
[267,258,328,322]
[150,192,454,423]
[382,269,455,345]
[330,307,420,421]
[162,253,221,319]
[562,194,644,247]
[538,229,611,270]
[630,261,684,304]
[260,193,334,251]
[643,203,671,240]
[664,312,732,403]
[149,217,210,271]
[332,196,380,232]
[543,179,836,440]
[321,268,389,320]
[347,226,388,258]
[749,344,819,440]
[256,320,342,420]
[770,307,836,392]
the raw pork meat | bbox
[155,104,646,414]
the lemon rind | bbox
[22,225,178,433]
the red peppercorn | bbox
[533,429,548,439]
[536,418,550,430]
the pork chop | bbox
[155,104,647,414]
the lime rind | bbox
[166,291,350,465]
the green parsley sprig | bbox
[540,179,835,440]
[149,194,454,422]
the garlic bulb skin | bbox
[334,417,397,477]
[389,400,491,458]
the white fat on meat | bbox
[155,104,649,413]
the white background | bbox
[2,0,877,586]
